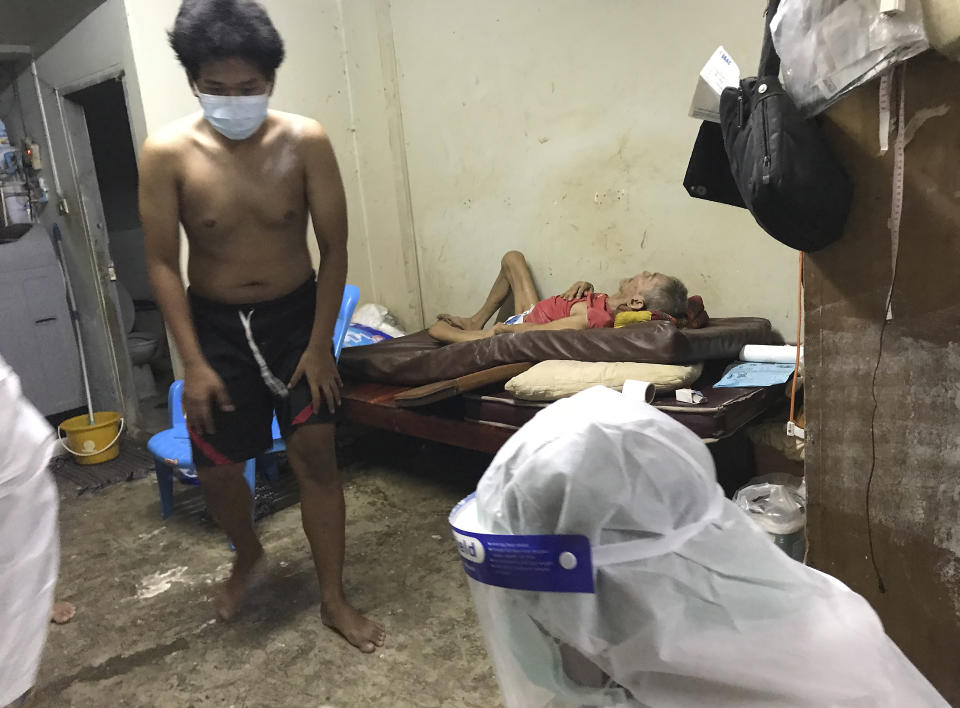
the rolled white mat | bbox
[622,379,656,403]
[739,344,803,364]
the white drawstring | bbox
[238,309,289,399]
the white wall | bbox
[122,0,422,330]
[389,0,798,335]
[337,1,425,329]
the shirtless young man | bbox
[139,0,384,652]
[428,250,688,344]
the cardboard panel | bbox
[807,52,960,702]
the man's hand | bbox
[561,281,594,301]
[493,323,519,334]
[289,346,343,415]
[183,362,234,435]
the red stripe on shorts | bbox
[188,426,232,466]
[291,403,314,426]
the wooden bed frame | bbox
[341,364,530,454]
[342,382,515,454]
[341,365,783,457]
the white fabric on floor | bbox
[0,355,59,707]
[471,385,946,707]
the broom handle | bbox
[51,224,95,424]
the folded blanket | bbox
[686,295,710,329]
[617,295,710,330]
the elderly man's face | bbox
[618,272,669,298]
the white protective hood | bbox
[468,385,945,707]
[0,356,59,706]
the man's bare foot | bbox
[51,601,76,625]
[437,313,481,331]
[214,547,265,621]
[321,600,386,653]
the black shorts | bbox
[187,277,337,468]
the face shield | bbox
[450,385,946,708]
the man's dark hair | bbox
[169,0,285,81]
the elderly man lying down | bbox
[427,250,688,344]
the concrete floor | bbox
[33,430,503,707]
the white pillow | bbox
[505,360,704,402]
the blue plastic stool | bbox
[147,382,269,519]
[147,284,359,518]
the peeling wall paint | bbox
[389,1,799,334]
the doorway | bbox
[66,78,171,434]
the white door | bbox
[0,232,84,415]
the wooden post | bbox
[807,51,960,702]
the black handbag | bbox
[719,0,852,252]
[683,120,746,208]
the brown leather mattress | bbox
[341,317,773,386]
[463,385,782,442]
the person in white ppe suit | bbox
[0,356,60,708]
[452,384,946,707]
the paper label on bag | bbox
[689,46,740,122]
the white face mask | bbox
[197,93,269,141]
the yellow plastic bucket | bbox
[58,412,124,465]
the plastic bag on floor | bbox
[734,474,806,561]
[771,0,928,116]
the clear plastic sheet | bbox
[771,0,928,116]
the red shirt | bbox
[525,293,614,329]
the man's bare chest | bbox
[178,151,307,234]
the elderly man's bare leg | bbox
[286,423,385,653]
[437,250,540,331]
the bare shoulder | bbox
[141,115,203,164]
[270,111,330,148]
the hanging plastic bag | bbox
[770,0,928,116]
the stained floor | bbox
[32,430,502,707]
